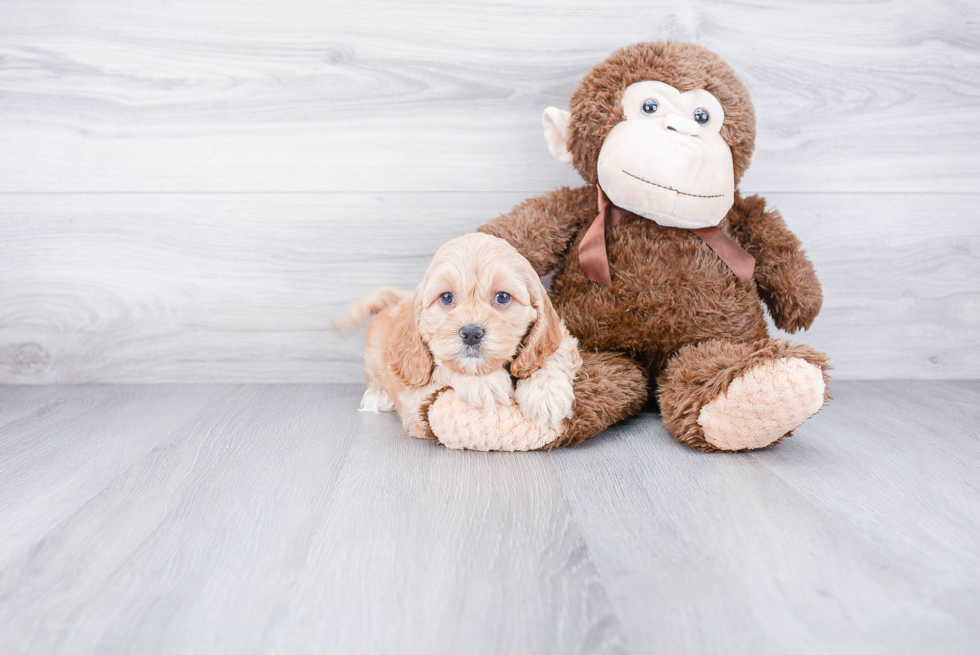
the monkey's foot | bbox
[697,357,826,451]
[658,338,831,452]
[426,389,558,451]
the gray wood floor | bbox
[0,381,978,654]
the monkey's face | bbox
[595,81,735,229]
[541,42,754,230]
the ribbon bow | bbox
[578,185,756,287]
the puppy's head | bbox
[402,232,563,379]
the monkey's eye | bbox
[641,98,659,115]
[493,292,511,306]
[693,108,710,125]
[439,292,454,306]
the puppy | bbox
[341,233,581,441]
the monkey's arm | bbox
[727,193,823,333]
[478,186,594,276]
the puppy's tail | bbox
[336,287,408,333]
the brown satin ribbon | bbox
[578,185,631,286]
[689,226,756,286]
[578,185,755,287]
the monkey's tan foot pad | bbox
[697,357,826,451]
[427,389,558,452]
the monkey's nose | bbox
[664,113,701,136]
[459,325,485,346]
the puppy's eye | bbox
[439,292,454,306]
[641,98,659,115]
[693,107,710,125]
[493,292,511,306]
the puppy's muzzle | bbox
[459,325,485,346]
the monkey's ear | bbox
[542,107,573,164]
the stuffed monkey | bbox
[475,41,830,451]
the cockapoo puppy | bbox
[342,233,581,450]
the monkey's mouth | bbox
[622,170,725,199]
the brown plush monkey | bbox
[476,41,830,451]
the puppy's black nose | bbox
[459,325,485,346]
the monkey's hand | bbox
[425,388,558,451]
[727,194,823,333]
[763,266,823,333]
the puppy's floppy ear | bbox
[385,287,433,387]
[510,278,565,379]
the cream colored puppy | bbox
[342,233,581,442]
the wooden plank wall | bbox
[1,0,978,383]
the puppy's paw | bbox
[515,335,581,431]
[359,386,395,412]
[516,372,574,431]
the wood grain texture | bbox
[0,0,978,193]
[0,381,978,654]
[550,379,980,654]
[0,384,628,655]
[1,192,977,383]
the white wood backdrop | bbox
[1,0,978,383]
